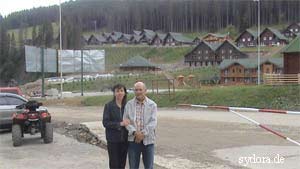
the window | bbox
[0,97,7,105]
[295,28,298,32]
[248,38,251,41]
[242,38,245,42]
[245,69,249,74]
[269,36,272,40]
[5,96,26,105]
[239,69,242,73]
[263,37,267,41]
[222,50,225,54]
[205,50,208,54]
[229,50,232,53]
[232,69,235,73]
[198,51,201,54]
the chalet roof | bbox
[102,32,112,38]
[263,27,288,41]
[150,33,167,44]
[157,33,167,40]
[119,56,159,68]
[216,40,242,53]
[235,29,258,42]
[246,29,258,38]
[107,35,120,42]
[203,33,228,39]
[122,34,133,40]
[287,22,300,28]
[91,34,107,43]
[82,35,91,41]
[131,35,142,42]
[193,36,201,42]
[133,30,142,36]
[112,31,123,37]
[142,33,155,40]
[282,36,300,53]
[167,32,193,43]
[141,29,156,36]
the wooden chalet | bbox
[202,33,231,44]
[150,33,167,46]
[282,23,300,39]
[282,36,300,74]
[184,40,247,67]
[163,32,193,46]
[119,56,161,72]
[235,29,258,47]
[219,58,283,85]
[260,27,288,46]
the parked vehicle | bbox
[0,93,27,130]
[0,87,24,97]
[11,100,53,146]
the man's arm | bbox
[142,103,157,136]
[123,103,136,135]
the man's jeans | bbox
[128,141,154,169]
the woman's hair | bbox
[112,84,127,107]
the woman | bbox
[103,84,130,169]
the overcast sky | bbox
[0,0,69,16]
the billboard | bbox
[25,46,105,73]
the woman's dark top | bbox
[102,100,128,143]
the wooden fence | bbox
[263,73,300,85]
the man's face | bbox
[134,83,146,100]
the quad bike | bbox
[12,101,53,147]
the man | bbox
[123,82,157,169]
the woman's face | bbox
[114,88,125,101]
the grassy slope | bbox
[85,46,193,71]
[81,85,300,111]
[47,66,220,92]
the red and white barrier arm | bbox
[178,104,300,115]
[229,110,300,146]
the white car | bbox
[0,93,28,129]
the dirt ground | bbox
[47,106,300,169]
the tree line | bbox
[0,0,299,85]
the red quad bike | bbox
[11,101,53,147]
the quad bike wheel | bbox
[12,124,22,147]
[43,123,53,144]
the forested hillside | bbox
[0,0,299,85]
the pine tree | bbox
[45,22,53,47]
[32,25,37,45]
